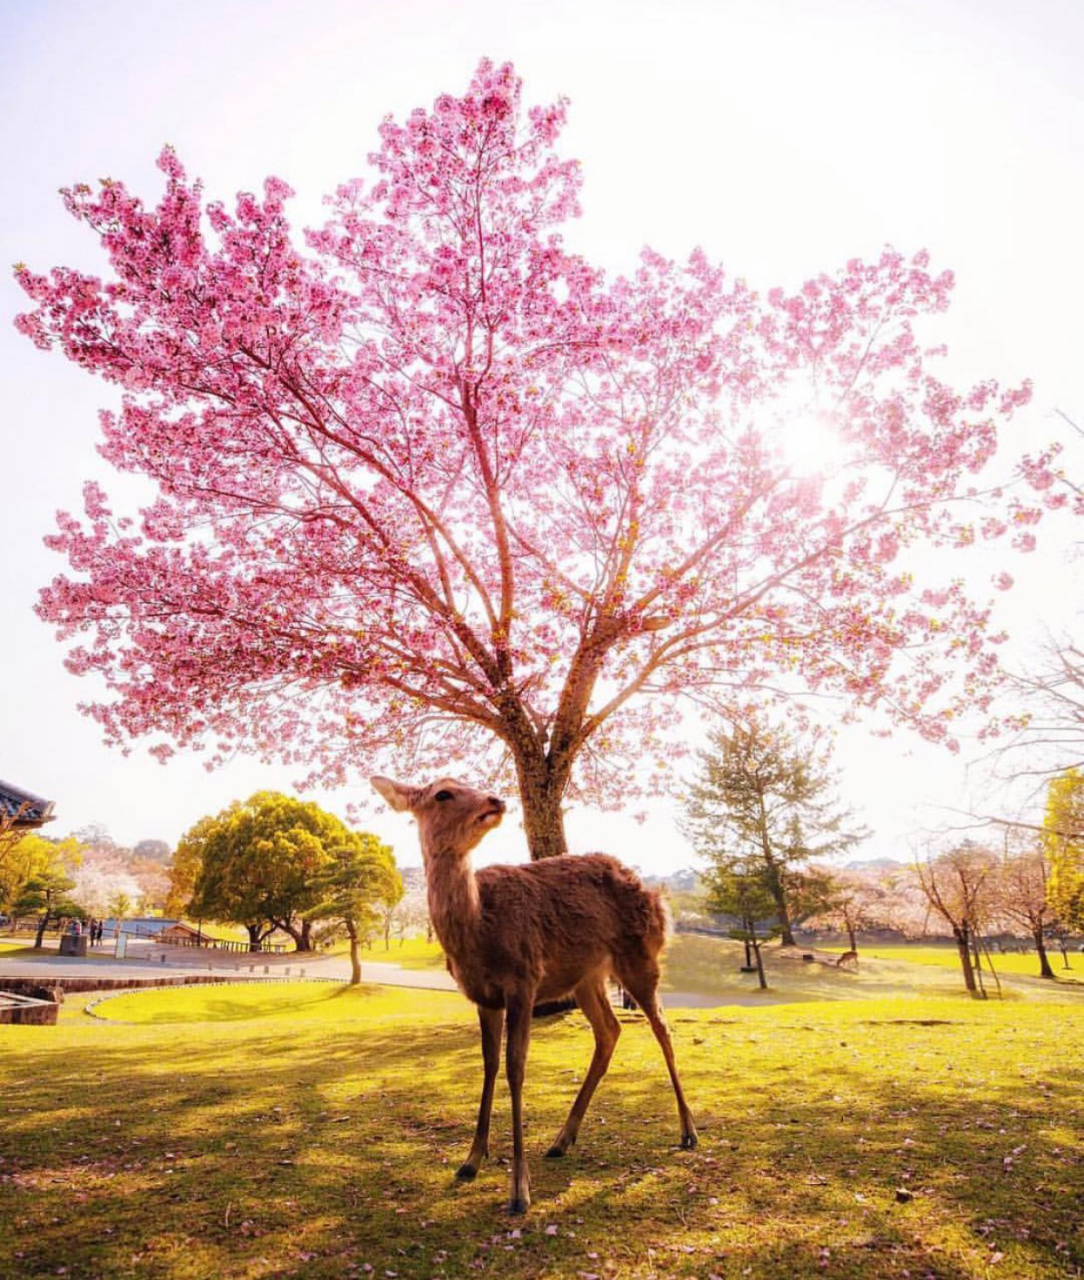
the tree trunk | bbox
[1033,929,1056,980]
[34,911,50,949]
[765,865,795,946]
[970,932,988,999]
[275,918,313,952]
[346,920,361,986]
[846,918,857,953]
[954,925,978,994]
[246,923,264,952]
[512,749,569,859]
[752,938,768,990]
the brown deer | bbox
[371,775,697,1214]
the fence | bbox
[1,918,289,954]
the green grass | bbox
[2,981,1081,1279]
[662,933,1083,1002]
[818,942,1083,979]
[0,942,36,956]
[358,935,447,969]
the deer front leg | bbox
[504,991,534,1214]
[457,1004,504,1180]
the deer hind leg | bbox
[504,990,534,1214]
[615,963,698,1150]
[546,978,621,1159]
[457,1004,504,1181]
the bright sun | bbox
[763,387,843,476]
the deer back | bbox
[441,853,669,1007]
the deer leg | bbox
[546,979,620,1158]
[457,1004,504,1180]
[617,969,698,1150]
[504,990,534,1214]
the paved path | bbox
[0,936,725,1007]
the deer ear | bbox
[370,776,414,812]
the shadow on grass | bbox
[1,992,1081,1278]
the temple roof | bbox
[0,780,56,827]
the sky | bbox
[0,0,1080,873]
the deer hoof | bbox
[455,1163,479,1181]
[507,1195,529,1215]
[544,1144,567,1159]
[681,1132,698,1150]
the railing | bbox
[161,935,288,954]
[1,919,288,954]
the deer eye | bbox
[434,789,455,802]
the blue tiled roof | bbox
[0,780,55,826]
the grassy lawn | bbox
[817,942,1083,980]
[662,934,1084,1002]
[0,942,37,956]
[2,981,1082,1279]
[358,935,447,970]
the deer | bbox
[371,775,697,1215]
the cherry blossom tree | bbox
[16,62,1054,857]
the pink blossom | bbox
[13,60,1042,833]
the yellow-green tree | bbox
[1,832,82,920]
[312,835,403,983]
[182,792,399,953]
[1044,768,1084,931]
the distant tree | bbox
[0,806,36,888]
[70,860,141,922]
[1003,641,1084,779]
[806,865,897,952]
[311,833,402,983]
[914,843,998,996]
[682,720,868,946]
[73,822,116,851]
[2,833,82,927]
[16,865,81,948]
[108,891,133,926]
[133,839,171,863]
[703,858,778,989]
[1043,768,1084,932]
[994,839,1057,978]
[187,792,382,952]
[166,813,215,919]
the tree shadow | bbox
[0,996,1080,1278]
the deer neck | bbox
[422,846,482,960]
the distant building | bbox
[155,921,201,945]
[100,917,178,938]
[0,780,55,830]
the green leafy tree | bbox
[1044,768,1084,931]
[312,834,403,983]
[703,858,778,989]
[108,891,133,925]
[3,833,82,936]
[15,865,82,948]
[165,812,216,919]
[186,792,382,952]
[682,720,868,946]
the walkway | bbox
[0,936,721,1007]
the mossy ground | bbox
[2,973,1081,1280]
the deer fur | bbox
[371,774,697,1215]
